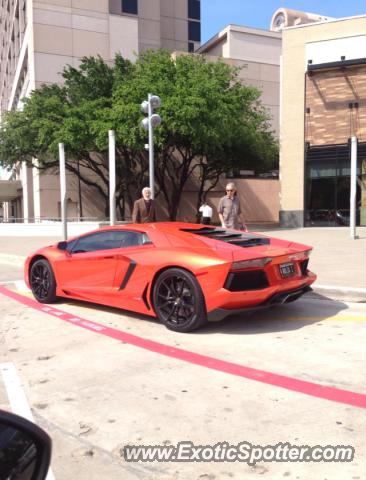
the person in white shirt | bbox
[199,201,213,225]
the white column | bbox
[21,162,29,223]
[32,161,41,222]
[109,130,116,225]
[350,136,358,239]
[59,143,67,240]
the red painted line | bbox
[2,285,366,409]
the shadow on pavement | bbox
[198,294,349,335]
[57,293,348,336]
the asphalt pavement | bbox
[1,227,366,479]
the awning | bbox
[0,180,22,202]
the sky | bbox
[201,0,366,43]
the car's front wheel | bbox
[152,268,207,332]
[30,259,57,304]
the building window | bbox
[305,143,365,227]
[122,0,138,15]
[188,0,200,20]
[188,42,195,53]
[188,20,201,42]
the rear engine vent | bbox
[300,259,309,276]
[224,270,269,292]
[181,227,270,247]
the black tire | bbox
[152,268,207,332]
[30,259,58,304]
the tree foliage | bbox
[0,50,278,220]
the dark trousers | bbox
[201,217,211,225]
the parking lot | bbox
[1,244,366,480]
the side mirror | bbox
[0,410,52,480]
[57,241,68,251]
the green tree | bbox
[0,50,278,221]
[112,50,278,220]
[0,56,137,218]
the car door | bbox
[55,231,127,301]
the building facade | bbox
[281,15,366,227]
[0,0,201,221]
[195,24,282,223]
[198,24,281,138]
[1,0,201,112]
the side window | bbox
[71,231,152,253]
[66,239,77,252]
[141,233,152,245]
[120,231,152,248]
[72,231,124,254]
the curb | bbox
[311,284,366,303]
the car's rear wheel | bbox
[30,259,57,304]
[152,268,207,332]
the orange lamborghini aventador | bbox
[24,223,316,332]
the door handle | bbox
[102,255,115,259]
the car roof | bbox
[98,222,202,233]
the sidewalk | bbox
[0,227,365,301]
[259,226,366,301]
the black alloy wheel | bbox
[152,268,207,332]
[30,259,57,304]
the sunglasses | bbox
[226,189,234,192]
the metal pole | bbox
[77,159,83,221]
[350,136,358,239]
[109,130,116,226]
[148,93,154,199]
[58,143,67,241]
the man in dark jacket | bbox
[132,187,157,223]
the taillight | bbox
[231,258,272,270]
[289,250,312,261]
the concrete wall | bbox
[229,29,281,65]
[32,0,126,86]
[0,221,104,236]
[32,166,107,220]
[178,178,279,224]
[199,26,281,137]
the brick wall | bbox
[305,66,366,146]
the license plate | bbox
[279,262,296,278]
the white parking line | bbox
[0,362,55,480]
[0,280,31,292]
[14,280,31,292]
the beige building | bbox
[198,24,281,137]
[0,0,201,221]
[6,4,357,226]
[281,14,366,227]
[193,24,282,223]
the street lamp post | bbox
[140,94,162,199]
